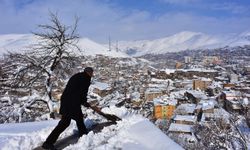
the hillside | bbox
[1,31,250,58]
[0,34,128,58]
[114,31,250,56]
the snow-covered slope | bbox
[225,31,250,47]
[0,106,183,150]
[115,31,250,56]
[2,31,250,57]
[0,34,128,58]
[0,34,35,54]
[78,38,128,57]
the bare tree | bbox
[30,12,80,101]
[246,111,250,128]
[0,12,81,121]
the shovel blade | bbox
[105,114,122,122]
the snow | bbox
[0,120,59,150]
[68,119,183,150]
[186,90,208,100]
[174,115,197,123]
[145,88,163,94]
[116,31,250,56]
[179,68,217,73]
[163,68,176,74]
[202,108,230,122]
[123,120,183,150]
[223,90,242,100]
[153,96,178,106]
[199,77,212,82]
[201,101,215,110]
[0,34,128,58]
[78,38,128,57]
[0,120,58,135]
[0,106,183,150]
[176,104,196,114]
[2,30,250,57]
[92,81,111,90]
[151,78,172,84]
[243,98,249,106]
[168,123,192,133]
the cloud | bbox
[0,0,249,43]
[211,2,250,14]
[159,0,250,15]
[159,0,199,4]
[156,12,250,35]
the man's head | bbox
[84,67,94,77]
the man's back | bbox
[59,72,91,117]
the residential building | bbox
[168,123,192,135]
[154,105,175,119]
[173,115,197,125]
[193,78,212,90]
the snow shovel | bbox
[90,105,121,122]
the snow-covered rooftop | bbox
[92,81,111,90]
[176,104,196,114]
[186,90,208,100]
[173,115,197,123]
[168,123,192,133]
[153,96,178,106]
[178,68,217,73]
[161,68,176,74]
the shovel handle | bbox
[89,105,121,122]
[90,105,105,116]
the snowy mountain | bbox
[77,38,128,57]
[226,31,250,47]
[115,31,250,56]
[1,31,250,58]
[0,34,128,58]
[0,34,35,54]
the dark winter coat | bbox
[59,72,91,119]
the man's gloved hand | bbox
[83,102,91,107]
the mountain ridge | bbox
[0,34,128,58]
[1,31,250,57]
[113,31,250,56]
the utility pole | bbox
[109,36,111,51]
[116,40,119,52]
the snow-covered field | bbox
[0,106,183,150]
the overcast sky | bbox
[0,0,250,43]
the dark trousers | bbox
[45,115,87,145]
